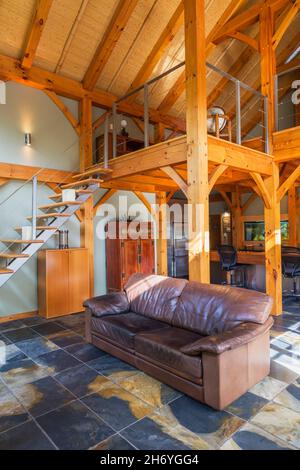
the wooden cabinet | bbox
[38,249,90,319]
[106,222,155,291]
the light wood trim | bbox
[0,311,37,324]
[0,178,8,187]
[126,2,184,100]
[133,191,156,217]
[277,57,300,75]
[277,165,300,201]
[288,185,297,245]
[250,172,272,209]
[226,32,260,52]
[208,165,229,193]
[156,192,168,276]
[79,96,93,171]
[44,90,81,135]
[21,0,53,69]
[0,162,73,184]
[80,198,94,296]
[272,0,300,50]
[94,189,117,216]
[218,190,233,209]
[83,0,138,90]
[161,166,188,196]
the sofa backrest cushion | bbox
[125,273,188,324]
[173,282,273,336]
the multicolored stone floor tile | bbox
[54,364,107,398]
[36,400,114,450]
[249,376,288,400]
[12,376,74,417]
[0,358,49,387]
[274,377,300,413]
[31,321,67,338]
[91,434,136,450]
[3,327,39,343]
[251,402,300,449]
[220,423,294,450]
[65,342,107,362]
[0,381,30,433]
[50,330,83,348]
[0,344,27,364]
[82,379,153,431]
[35,349,81,375]
[15,337,59,359]
[88,354,139,381]
[226,392,268,420]
[115,372,182,407]
[0,310,300,450]
[0,420,55,450]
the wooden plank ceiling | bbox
[0,0,299,135]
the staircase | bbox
[0,166,112,288]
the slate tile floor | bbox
[0,304,300,450]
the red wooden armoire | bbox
[106,221,155,291]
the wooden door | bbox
[140,239,155,275]
[69,249,90,313]
[121,240,139,287]
[46,250,69,317]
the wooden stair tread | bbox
[0,268,14,274]
[0,253,30,259]
[27,213,71,220]
[0,239,43,244]
[61,179,103,189]
[49,189,93,200]
[15,226,57,232]
[72,167,112,180]
[39,201,80,210]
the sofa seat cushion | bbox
[91,312,169,351]
[135,327,203,384]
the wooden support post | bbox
[155,192,168,276]
[184,0,210,283]
[264,164,282,316]
[259,4,276,148]
[79,97,93,172]
[296,103,300,127]
[288,185,297,246]
[80,197,94,297]
[232,190,243,250]
[154,123,165,143]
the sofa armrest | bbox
[181,317,274,356]
[83,291,130,318]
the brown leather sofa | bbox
[84,273,273,410]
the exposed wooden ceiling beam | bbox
[0,53,185,132]
[213,0,289,45]
[83,0,138,91]
[22,0,53,69]
[272,0,300,50]
[156,0,246,114]
[126,2,184,101]
[277,57,300,74]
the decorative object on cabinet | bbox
[38,248,90,319]
[106,221,155,291]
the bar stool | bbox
[217,245,248,288]
[282,253,300,298]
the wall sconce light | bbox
[24,133,32,146]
